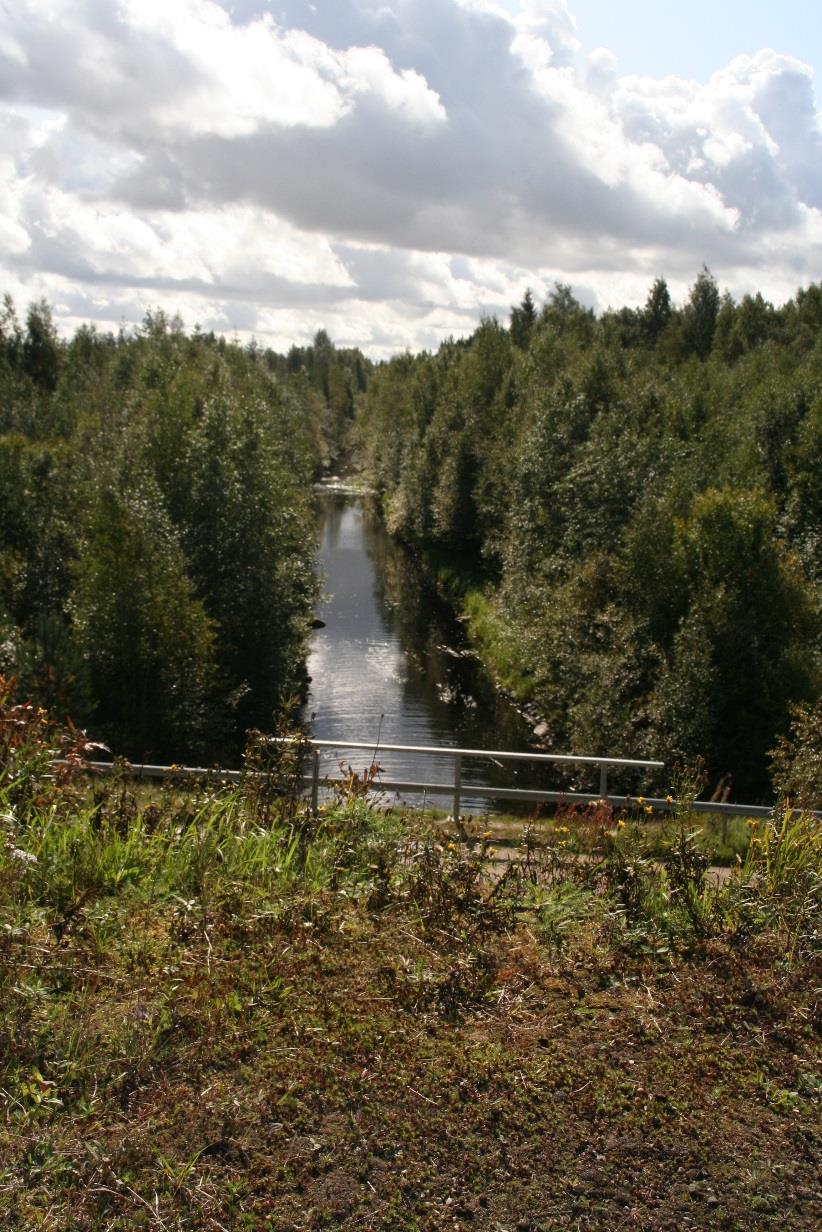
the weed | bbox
[730,803,822,964]
[1,702,821,1229]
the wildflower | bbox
[617,819,626,830]
[644,805,653,815]
[556,825,569,835]
[746,819,758,828]
[447,842,457,852]
[10,847,37,865]
[637,796,645,805]
[666,794,674,804]
[483,831,493,840]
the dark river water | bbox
[305,489,552,812]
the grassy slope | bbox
[4,897,818,1231]
[423,552,536,704]
[1,760,820,1232]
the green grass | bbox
[441,805,757,865]
[461,587,537,701]
[421,550,536,703]
[1,696,821,1230]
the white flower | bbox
[9,847,37,865]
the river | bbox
[305,488,551,813]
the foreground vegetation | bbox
[2,694,819,1229]
[357,273,822,803]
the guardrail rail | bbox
[65,738,819,820]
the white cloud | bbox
[116,0,446,137]
[514,0,579,56]
[0,0,819,354]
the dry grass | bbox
[1,694,820,1229]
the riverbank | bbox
[312,484,551,744]
[313,473,377,497]
[3,709,820,1230]
[414,548,564,746]
[304,489,550,804]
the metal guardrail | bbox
[66,738,816,820]
[292,739,663,819]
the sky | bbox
[0,0,820,356]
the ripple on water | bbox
[305,492,548,811]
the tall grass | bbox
[1,677,819,977]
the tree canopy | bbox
[0,305,367,761]
[356,273,821,800]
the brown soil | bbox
[2,904,819,1231]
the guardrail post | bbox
[599,764,608,800]
[453,754,462,821]
[310,749,320,815]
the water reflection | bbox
[305,492,554,811]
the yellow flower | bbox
[637,796,645,805]
[447,842,457,852]
[617,819,626,830]
[483,831,493,839]
[644,805,653,815]
[666,794,674,804]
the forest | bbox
[0,272,820,802]
[356,272,821,803]
[0,299,365,763]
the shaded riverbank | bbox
[305,489,561,809]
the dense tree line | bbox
[0,301,362,762]
[356,272,821,802]
[266,328,370,468]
